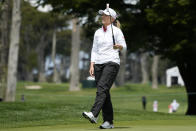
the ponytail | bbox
[113,19,121,29]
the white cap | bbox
[98,8,117,19]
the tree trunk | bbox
[69,18,80,91]
[151,55,159,89]
[36,36,48,82]
[141,52,149,84]
[60,57,66,80]
[0,0,10,65]
[116,50,127,86]
[130,53,141,83]
[178,62,196,115]
[37,48,46,82]
[52,29,60,83]
[22,26,34,81]
[0,0,11,101]
[0,66,6,100]
[26,71,34,81]
[5,0,21,102]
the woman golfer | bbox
[82,6,127,129]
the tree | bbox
[36,0,133,47]
[141,52,149,84]
[0,0,10,66]
[20,2,69,82]
[0,0,11,101]
[51,29,60,83]
[5,0,21,101]
[55,30,72,81]
[69,18,81,91]
[50,14,69,83]
[20,1,51,82]
[151,55,159,89]
[143,0,196,115]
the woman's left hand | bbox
[113,44,123,50]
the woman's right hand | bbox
[89,62,95,76]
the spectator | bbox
[171,99,180,112]
[153,100,158,112]
[142,96,147,110]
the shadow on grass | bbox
[87,126,132,130]
[114,127,132,129]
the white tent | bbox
[166,66,184,87]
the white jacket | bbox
[91,24,127,65]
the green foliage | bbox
[39,0,196,60]
[45,30,72,56]
[26,51,38,71]
[144,0,196,61]
[19,1,70,76]
[38,0,135,51]
[56,30,72,56]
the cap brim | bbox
[98,10,110,15]
[98,10,104,15]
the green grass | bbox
[0,82,196,131]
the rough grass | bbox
[0,82,196,131]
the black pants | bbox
[91,62,120,124]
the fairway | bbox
[0,82,196,131]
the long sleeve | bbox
[90,26,125,65]
[116,29,127,51]
[91,33,98,62]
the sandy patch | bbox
[25,85,42,90]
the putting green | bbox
[1,120,196,131]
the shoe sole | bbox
[82,112,96,124]
[100,126,114,129]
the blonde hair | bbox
[113,20,121,29]
[116,20,121,28]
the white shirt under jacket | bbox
[91,24,127,65]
